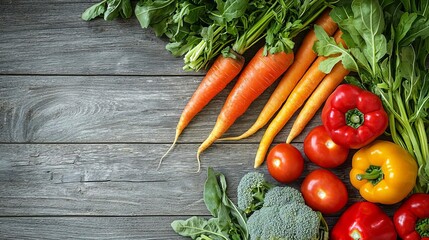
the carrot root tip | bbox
[157,134,179,171]
[196,151,202,173]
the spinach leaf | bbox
[172,167,248,240]
[120,0,133,19]
[134,0,177,29]
[81,0,133,21]
[351,0,387,75]
[219,173,248,239]
[104,0,122,20]
[81,1,107,21]
[171,216,229,240]
[204,167,223,217]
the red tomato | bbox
[304,125,349,168]
[266,143,304,183]
[301,169,348,214]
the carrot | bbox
[286,62,350,143]
[158,52,245,169]
[158,1,280,169]
[253,30,344,168]
[220,9,338,141]
[196,47,295,171]
[286,38,350,143]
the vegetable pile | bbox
[171,168,329,240]
[81,0,429,238]
[313,0,429,192]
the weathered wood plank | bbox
[0,215,362,240]
[0,143,398,218]
[0,75,320,143]
[0,2,201,75]
[0,216,184,240]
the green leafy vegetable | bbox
[134,0,177,29]
[171,216,229,239]
[314,0,429,193]
[81,1,107,21]
[81,0,133,21]
[172,169,329,240]
[183,0,334,71]
[171,167,248,240]
[82,0,334,71]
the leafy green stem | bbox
[416,118,429,164]
[232,2,280,55]
[394,91,424,165]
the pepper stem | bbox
[345,108,364,129]
[356,165,384,185]
[416,218,429,237]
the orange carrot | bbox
[158,52,245,169]
[220,10,338,141]
[286,62,350,143]
[253,30,344,168]
[196,47,295,171]
[286,39,350,143]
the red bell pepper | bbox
[393,193,429,240]
[331,201,397,240]
[322,84,388,149]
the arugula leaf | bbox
[330,4,364,48]
[395,12,417,44]
[312,25,359,73]
[81,1,107,21]
[400,15,429,46]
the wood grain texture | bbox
[0,1,402,239]
[0,216,184,240]
[0,75,317,143]
[0,2,200,76]
[0,143,398,218]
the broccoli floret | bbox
[247,206,294,239]
[293,204,320,239]
[237,172,273,215]
[247,186,323,240]
[263,186,305,207]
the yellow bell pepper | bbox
[350,140,417,205]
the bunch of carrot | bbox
[160,6,351,171]
[251,28,349,168]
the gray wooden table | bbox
[0,1,398,239]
